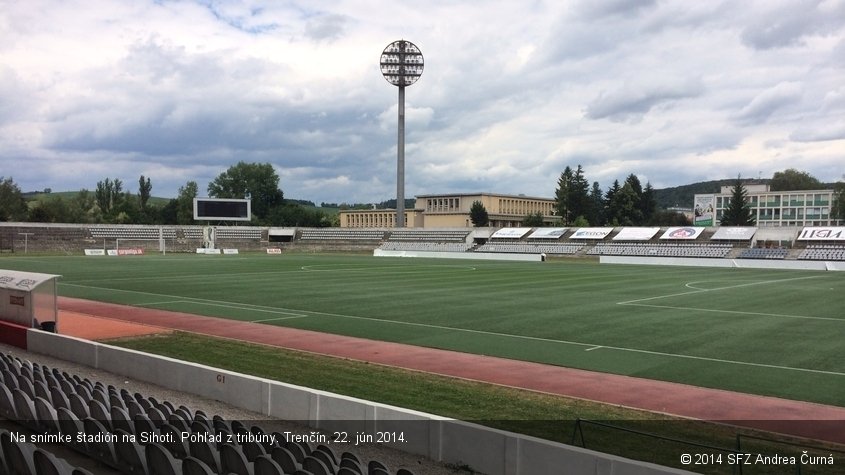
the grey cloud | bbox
[740,1,845,50]
[733,82,802,125]
[304,14,349,42]
[790,123,845,142]
[574,0,657,20]
[584,80,704,122]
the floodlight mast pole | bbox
[381,40,423,228]
[397,85,405,227]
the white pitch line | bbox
[585,346,603,352]
[618,275,824,305]
[137,300,191,307]
[62,282,845,378]
[622,302,845,323]
[250,315,310,323]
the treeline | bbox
[552,165,689,226]
[0,162,337,227]
[320,199,416,210]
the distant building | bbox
[694,184,841,227]
[339,192,559,228]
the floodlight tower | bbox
[380,40,424,227]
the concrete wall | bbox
[374,249,543,262]
[25,329,691,475]
[600,255,844,271]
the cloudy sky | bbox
[2,0,844,205]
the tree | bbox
[604,180,622,225]
[640,182,657,224]
[770,168,824,191]
[521,212,544,227]
[833,178,845,222]
[208,162,284,221]
[469,200,489,227]
[623,174,645,224]
[554,165,590,225]
[649,210,692,226]
[554,167,573,223]
[720,177,756,226]
[138,175,152,210]
[607,182,642,226]
[587,181,605,226]
[0,177,28,221]
[94,178,123,217]
[175,181,198,224]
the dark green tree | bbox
[208,162,284,221]
[469,200,489,227]
[769,169,824,191]
[554,167,573,223]
[640,182,657,224]
[608,182,642,226]
[176,181,198,224]
[604,180,622,225]
[720,177,756,226]
[139,175,152,210]
[587,181,605,226]
[623,174,644,224]
[648,210,692,226]
[521,212,544,227]
[0,177,28,221]
[94,178,123,218]
[554,165,590,224]
[832,178,845,221]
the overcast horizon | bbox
[2,0,844,204]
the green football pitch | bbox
[3,253,844,407]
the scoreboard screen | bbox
[193,198,251,221]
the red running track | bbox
[58,296,845,444]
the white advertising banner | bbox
[84,249,105,256]
[711,227,757,240]
[694,194,715,226]
[196,248,222,254]
[798,227,845,241]
[660,227,705,240]
[491,227,532,239]
[570,227,614,240]
[527,228,567,239]
[223,249,239,255]
[612,227,660,241]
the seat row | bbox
[797,245,845,261]
[1,429,93,475]
[1,351,418,475]
[385,230,469,243]
[475,243,584,255]
[737,248,788,259]
[379,242,472,252]
[89,227,178,239]
[299,230,386,241]
[587,243,731,258]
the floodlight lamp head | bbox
[380,40,424,87]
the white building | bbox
[694,184,842,227]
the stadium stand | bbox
[89,226,178,240]
[0,350,419,475]
[299,229,387,241]
[797,244,845,261]
[181,227,205,239]
[737,248,788,259]
[379,242,473,252]
[214,227,263,240]
[475,243,584,255]
[586,242,732,258]
[386,229,469,242]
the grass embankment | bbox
[110,332,844,474]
